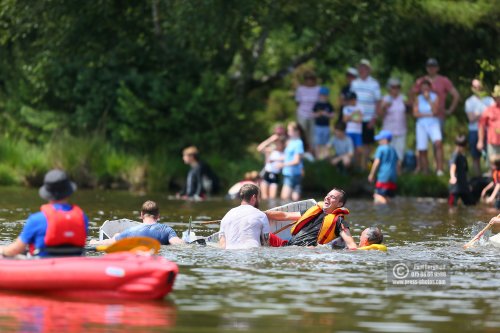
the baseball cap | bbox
[426,58,439,67]
[374,130,392,141]
[319,87,330,96]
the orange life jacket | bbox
[290,202,350,245]
[493,170,500,184]
[40,204,87,248]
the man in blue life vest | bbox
[266,188,382,249]
[0,169,88,257]
[90,200,184,246]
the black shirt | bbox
[313,102,334,126]
[181,162,219,197]
[287,210,350,247]
[449,152,469,194]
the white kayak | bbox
[490,233,500,248]
[99,219,141,241]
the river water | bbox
[0,187,499,333]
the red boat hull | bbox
[0,253,178,300]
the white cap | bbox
[346,67,358,77]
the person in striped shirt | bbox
[351,59,381,169]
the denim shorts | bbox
[468,130,481,159]
[314,125,331,146]
[347,132,363,147]
[283,175,302,194]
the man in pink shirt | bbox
[410,58,460,123]
[478,85,500,158]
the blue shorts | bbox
[283,175,302,194]
[314,125,331,146]
[347,132,363,147]
[468,130,481,159]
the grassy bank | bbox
[0,135,452,198]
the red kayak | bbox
[0,252,178,300]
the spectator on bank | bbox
[448,135,474,207]
[257,133,286,200]
[379,78,407,163]
[328,122,354,172]
[337,67,358,125]
[312,87,335,160]
[413,79,444,175]
[281,122,305,201]
[351,59,381,169]
[295,71,320,154]
[177,146,219,201]
[477,85,500,160]
[465,79,495,176]
[410,58,460,127]
[342,91,364,168]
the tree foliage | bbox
[0,0,498,157]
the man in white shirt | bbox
[219,184,270,249]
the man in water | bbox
[266,188,382,249]
[219,184,271,249]
[0,169,88,257]
[91,200,184,246]
[331,226,384,249]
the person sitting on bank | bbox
[177,146,219,201]
[91,200,184,246]
[0,169,88,257]
[265,188,359,249]
[328,121,354,172]
[219,184,271,250]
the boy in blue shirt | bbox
[368,130,399,204]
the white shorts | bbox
[416,120,442,151]
[390,135,406,161]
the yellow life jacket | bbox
[290,202,350,245]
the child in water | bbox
[481,155,500,210]
[448,135,474,206]
[368,130,398,204]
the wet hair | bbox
[366,227,384,244]
[334,121,346,132]
[491,155,500,169]
[455,135,467,147]
[141,200,159,217]
[239,184,260,202]
[332,188,347,206]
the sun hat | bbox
[346,67,358,77]
[39,169,77,201]
[374,130,392,141]
[387,78,401,88]
[492,85,500,98]
[359,59,371,68]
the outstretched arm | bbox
[265,211,301,221]
[340,229,357,250]
[0,238,27,257]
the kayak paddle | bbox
[463,214,500,249]
[87,237,161,254]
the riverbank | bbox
[0,135,474,198]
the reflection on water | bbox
[0,292,176,333]
[0,187,499,332]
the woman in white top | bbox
[413,79,442,175]
[379,78,407,162]
[295,71,320,153]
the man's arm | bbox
[0,238,27,257]
[477,117,486,151]
[169,236,185,245]
[368,159,380,183]
[446,86,460,114]
[339,229,357,250]
[219,233,226,249]
[265,211,301,221]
